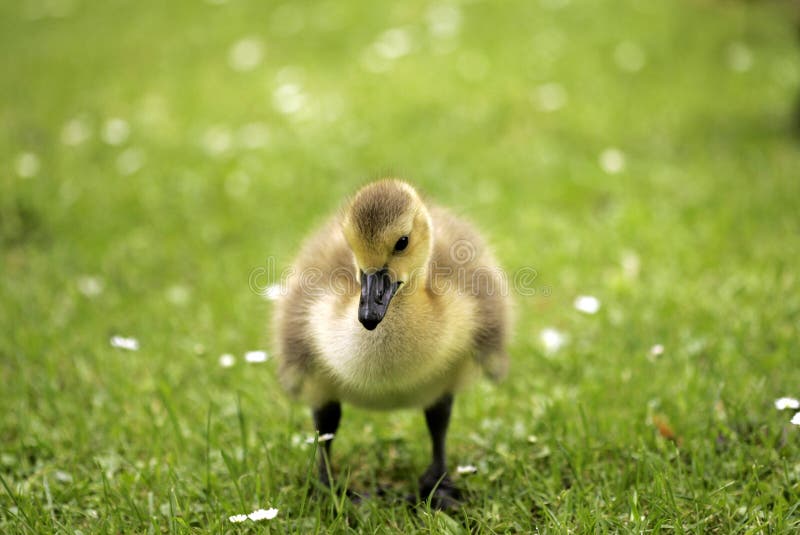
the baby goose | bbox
[273,179,511,506]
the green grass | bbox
[2,0,800,532]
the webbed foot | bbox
[418,469,462,510]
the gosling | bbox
[273,179,511,507]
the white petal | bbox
[116,148,145,175]
[456,464,478,474]
[244,350,268,363]
[102,118,130,145]
[305,432,335,444]
[426,4,462,38]
[77,275,104,297]
[621,251,640,279]
[533,82,567,112]
[273,83,307,115]
[574,295,601,314]
[791,412,800,426]
[15,152,40,178]
[61,117,91,145]
[110,336,139,351]
[248,508,278,521]
[599,148,625,174]
[540,327,567,354]
[201,125,233,156]
[228,514,248,523]
[54,470,73,483]
[374,28,413,59]
[166,284,191,306]
[219,354,235,368]
[228,37,264,72]
[774,397,800,411]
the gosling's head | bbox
[342,180,433,331]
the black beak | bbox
[358,268,401,330]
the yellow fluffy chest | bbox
[309,292,477,409]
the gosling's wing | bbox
[429,205,512,381]
[272,216,358,396]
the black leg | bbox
[418,393,461,508]
[312,401,341,488]
[423,393,452,479]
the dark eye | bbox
[394,236,409,252]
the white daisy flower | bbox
[305,433,335,444]
[61,117,91,146]
[648,344,665,360]
[53,470,73,483]
[573,295,601,314]
[15,152,41,178]
[426,4,462,38]
[791,412,800,426]
[228,37,264,72]
[201,125,233,156]
[774,397,800,411]
[598,148,626,174]
[77,275,104,297]
[273,83,307,115]
[110,336,139,351]
[116,147,145,175]
[533,82,567,112]
[228,514,248,523]
[219,354,235,368]
[102,118,130,146]
[540,327,567,354]
[456,464,478,474]
[165,284,190,306]
[244,350,268,363]
[621,250,640,279]
[374,28,413,60]
[248,508,278,521]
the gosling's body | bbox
[273,179,511,505]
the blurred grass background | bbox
[2,0,800,532]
